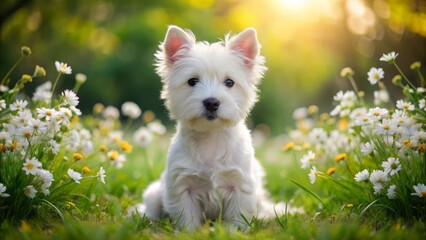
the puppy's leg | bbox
[215,170,257,231]
[164,174,210,231]
[141,179,164,220]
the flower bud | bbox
[21,74,32,83]
[308,105,318,114]
[340,67,354,78]
[403,86,411,95]
[358,91,365,98]
[21,46,32,56]
[75,73,87,84]
[33,65,46,77]
[93,103,105,114]
[392,75,402,86]
[410,61,421,71]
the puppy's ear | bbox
[228,28,260,68]
[163,25,195,64]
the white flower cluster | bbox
[287,52,425,203]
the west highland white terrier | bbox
[134,25,284,230]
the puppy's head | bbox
[155,26,267,131]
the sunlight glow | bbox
[277,0,309,14]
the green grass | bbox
[0,136,424,240]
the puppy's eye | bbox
[187,78,199,87]
[224,79,234,88]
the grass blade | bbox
[41,199,64,223]
[287,177,328,210]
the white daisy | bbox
[0,99,6,111]
[133,127,153,147]
[340,91,357,108]
[55,61,72,74]
[61,90,79,106]
[292,107,308,120]
[103,106,120,119]
[381,157,401,176]
[354,169,369,182]
[121,102,142,119]
[0,183,10,197]
[49,139,61,154]
[373,183,383,195]
[367,67,384,85]
[67,169,82,184]
[419,99,426,110]
[374,90,389,105]
[9,99,28,111]
[375,119,397,135]
[23,185,37,199]
[387,185,397,199]
[396,100,415,111]
[360,141,375,155]
[97,167,106,184]
[147,121,166,135]
[308,166,318,184]
[309,128,327,144]
[300,151,316,169]
[37,169,54,185]
[370,170,389,186]
[36,107,56,121]
[367,107,388,121]
[22,157,42,175]
[411,183,426,198]
[379,51,398,63]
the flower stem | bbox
[50,73,62,106]
[416,69,425,88]
[394,63,416,89]
[348,75,359,95]
[1,55,24,85]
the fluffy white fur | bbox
[135,26,283,230]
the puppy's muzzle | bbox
[203,98,220,120]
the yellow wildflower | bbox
[335,153,347,162]
[20,220,31,232]
[282,142,295,151]
[119,140,133,153]
[346,203,354,208]
[82,166,91,173]
[326,167,336,175]
[338,118,348,132]
[108,150,119,161]
[100,145,107,152]
[73,153,84,161]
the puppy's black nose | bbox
[203,98,220,112]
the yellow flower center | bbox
[421,192,426,197]
[26,163,34,170]
[403,139,412,147]
[24,131,31,138]
[383,125,390,130]
[373,111,380,116]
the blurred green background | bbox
[1,0,425,134]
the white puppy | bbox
[139,25,281,230]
